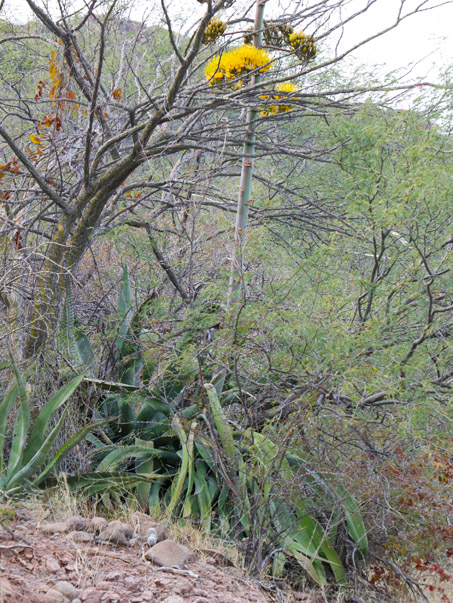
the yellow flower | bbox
[289,31,317,61]
[261,82,300,116]
[202,18,227,44]
[205,45,272,87]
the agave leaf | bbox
[182,428,196,518]
[5,407,68,491]
[148,480,164,516]
[55,471,167,492]
[0,382,19,471]
[0,362,36,470]
[135,398,172,422]
[6,358,31,480]
[135,438,155,511]
[165,418,196,518]
[271,551,286,578]
[74,330,96,372]
[22,374,85,465]
[84,378,139,392]
[37,416,119,483]
[192,464,212,531]
[96,444,166,472]
[284,541,327,586]
[204,383,235,463]
[336,485,369,557]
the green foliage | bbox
[0,359,112,497]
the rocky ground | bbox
[0,507,316,603]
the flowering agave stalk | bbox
[227,0,267,306]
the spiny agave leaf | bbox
[50,471,167,490]
[204,383,235,463]
[284,541,327,586]
[165,418,196,518]
[0,382,19,471]
[135,439,155,511]
[149,480,164,516]
[74,330,96,372]
[135,398,172,421]
[6,357,31,480]
[84,377,139,392]
[192,467,212,531]
[5,407,68,491]
[96,444,169,472]
[271,551,286,578]
[336,485,369,557]
[0,363,36,470]
[37,416,119,483]
[22,374,85,465]
[182,429,196,518]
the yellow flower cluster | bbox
[205,45,272,87]
[260,82,300,116]
[289,32,317,61]
[202,18,227,44]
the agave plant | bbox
[0,360,114,497]
[59,270,368,585]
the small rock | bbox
[160,597,186,603]
[73,600,82,603]
[98,520,133,546]
[144,539,194,569]
[90,517,108,533]
[65,562,76,571]
[192,590,210,598]
[43,589,68,603]
[68,530,94,543]
[54,581,81,599]
[95,582,113,591]
[46,556,61,572]
[67,515,91,531]
[103,571,123,582]
[40,521,69,534]
[80,587,103,603]
[101,592,121,602]
[131,511,169,542]
[123,576,141,592]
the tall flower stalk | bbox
[227,0,266,307]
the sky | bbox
[3,0,453,81]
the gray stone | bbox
[67,515,91,531]
[54,580,81,599]
[68,530,94,543]
[43,589,68,603]
[144,539,194,569]
[40,521,69,534]
[98,520,133,546]
[160,597,187,603]
[90,517,108,533]
[46,556,61,572]
[100,592,121,602]
[80,587,103,603]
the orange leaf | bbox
[111,87,122,101]
[29,133,42,145]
